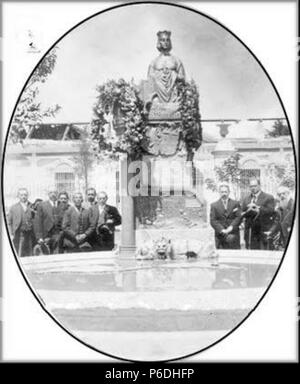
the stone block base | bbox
[118,245,137,258]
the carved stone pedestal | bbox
[142,121,185,157]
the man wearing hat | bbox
[210,183,242,249]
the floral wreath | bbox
[90,78,202,160]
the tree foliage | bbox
[204,177,218,193]
[267,157,296,190]
[205,153,242,198]
[10,48,61,143]
[215,153,242,185]
[266,119,290,138]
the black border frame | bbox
[0,0,298,364]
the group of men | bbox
[7,178,295,257]
[210,178,294,251]
[8,188,122,257]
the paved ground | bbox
[53,307,251,332]
[75,330,229,361]
[36,287,265,311]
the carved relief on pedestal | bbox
[141,122,184,156]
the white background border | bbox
[1,1,298,362]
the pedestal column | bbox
[118,155,136,258]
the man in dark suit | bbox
[265,186,295,249]
[241,178,275,250]
[60,192,94,252]
[34,190,70,254]
[210,183,242,249]
[89,191,122,251]
[8,188,35,257]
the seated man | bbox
[34,190,70,254]
[210,183,242,249]
[89,191,122,251]
[60,192,93,252]
[265,185,295,250]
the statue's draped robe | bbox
[147,53,185,104]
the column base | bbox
[118,245,137,259]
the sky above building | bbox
[36,3,285,130]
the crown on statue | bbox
[157,30,171,38]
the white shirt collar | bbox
[252,191,261,198]
[98,204,106,213]
[20,202,28,210]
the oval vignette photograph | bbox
[2,2,297,362]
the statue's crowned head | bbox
[156,30,172,53]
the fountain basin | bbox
[20,250,282,361]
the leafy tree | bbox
[205,153,242,199]
[204,177,217,193]
[266,119,290,138]
[215,153,241,185]
[267,157,296,190]
[10,48,61,143]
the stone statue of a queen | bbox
[147,30,186,104]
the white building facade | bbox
[3,122,295,214]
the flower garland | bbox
[91,79,147,160]
[91,78,202,160]
[176,78,202,159]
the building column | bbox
[30,151,38,197]
[118,155,136,258]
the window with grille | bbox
[192,167,204,188]
[239,169,260,199]
[55,172,75,194]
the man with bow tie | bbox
[210,183,242,249]
[241,178,275,250]
[88,191,122,251]
[8,188,35,257]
